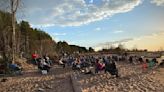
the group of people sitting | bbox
[58,55,119,77]
[37,57,52,73]
[58,54,161,77]
[142,58,157,71]
[95,57,119,77]
[32,53,52,74]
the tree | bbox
[0,10,58,63]
[144,49,148,52]
[19,21,30,57]
[118,44,124,50]
[89,47,94,52]
[10,0,20,64]
[0,11,12,62]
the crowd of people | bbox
[57,54,159,77]
[32,53,52,74]
[58,55,120,77]
[3,52,157,76]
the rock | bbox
[35,84,39,88]
[38,88,44,92]
[133,83,137,87]
[149,85,156,91]
[152,71,156,74]
[45,85,52,89]
[129,85,133,89]
[50,81,54,84]
[1,78,8,82]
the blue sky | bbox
[16,0,164,51]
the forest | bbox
[0,10,94,64]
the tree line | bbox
[98,44,148,54]
[0,10,94,64]
[56,41,94,56]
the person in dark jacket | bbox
[38,58,51,73]
[105,60,119,77]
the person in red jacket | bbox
[95,59,104,74]
[32,52,39,65]
[142,59,148,72]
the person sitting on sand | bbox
[76,58,81,70]
[38,58,51,72]
[32,52,39,65]
[105,60,119,77]
[142,60,148,72]
[9,63,23,75]
[95,59,104,74]
[139,57,143,64]
[72,58,81,70]
[84,66,94,75]
[148,59,155,69]
[59,57,66,68]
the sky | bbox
[15,0,164,51]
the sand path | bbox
[0,65,74,92]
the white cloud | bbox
[18,0,142,27]
[124,31,164,51]
[94,27,101,31]
[67,41,77,45]
[113,30,124,33]
[151,0,164,6]
[53,33,67,36]
[94,38,133,50]
[51,36,60,42]
[89,0,94,4]
[94,46,103,51]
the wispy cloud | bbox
[113,30,124,34]
[17,0,142,27]
[95,38,133,47]
[94,38,133,51]
[53,33,67,36]
[89,0,94,4]
[124,31,164,51]
[151,0,164,6]
[94,27,101,31]
[94,31,164,51]
[51,36,60,42]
